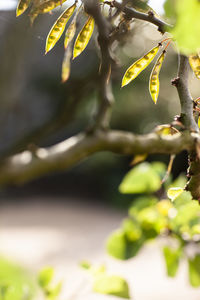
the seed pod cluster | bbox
[189,54,200,79]
[149,50,166,104]
[73,16,94,59]
[121,44,161,87]
[46,3,76,53]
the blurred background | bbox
[0,0,200,299]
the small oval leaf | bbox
[149,50,166,104]
[46,3,76,53]
[121,44,161,87]
[73,16,94,59]
[167,187,184,201]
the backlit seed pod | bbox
[29,0,67,24]
[121,44,162,88]
[64,9,79,49]
[149,50,166,104]
[45,3,76,53]
[73,16,94,59]
[62,45,72,82]
[189,54,200,79]
[16,0,32,16]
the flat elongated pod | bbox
[73,16,94,59]
[46,3,76,53]
[149,50,166,104]
[62,45,72,82]
[189,54,200,79]
[16,0,32,16]
[30,0,67,24]
[64,8,79,49]
[121,44,161,87]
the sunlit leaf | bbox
[189,54,200,79]
[106,230,144,260]
[149,50,166,104]
[119,162,162,194]
[171,0,200,54]
[122,218,142,241]
[188,255,200,287]
[46,3,76,53]
[38,267,54,289]
[167,187,183,201]
[73,16,94,59]
[156,199,173,217]
[163,246,181,277]
[121,44,161,87]
[93,274,130,299]
[16,0,32,16]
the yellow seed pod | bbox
[149,50,166,104]
[62,45,72,82]
[46,3,76,54]
[121,44,161,87]
[189,54,200,79]
[73,16,94,59]
[29,0,67,24]
[16,0,32,16]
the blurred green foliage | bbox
[81,261,130,299]
[107,162,200,287]
[0,258,35,300]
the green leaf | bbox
[122,218,142,241]
[188,255,200,287]
[106,230,144,260]
[80,261,91,270]
[163,246,181,277]
[119,162,162,194]
[167,187,183,201]
[164,0,177,21]
[93,274,130,299]
[38,267,54,289]
[171,0,200,54]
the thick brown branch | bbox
[0,130,198,186]
[83,0,114,129]
[112,1,172,33]
[172,55,199,132]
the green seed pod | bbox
[121,44,161,87]
[149,50,166,104]
[73,16,94,59]
[29,0,67,24]
[45,3,76,54]
[16,0,32,16]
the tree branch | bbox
[112,1,172,34]
[172,55,199,132]
[83,0,114,130]
[0,130,198,186]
